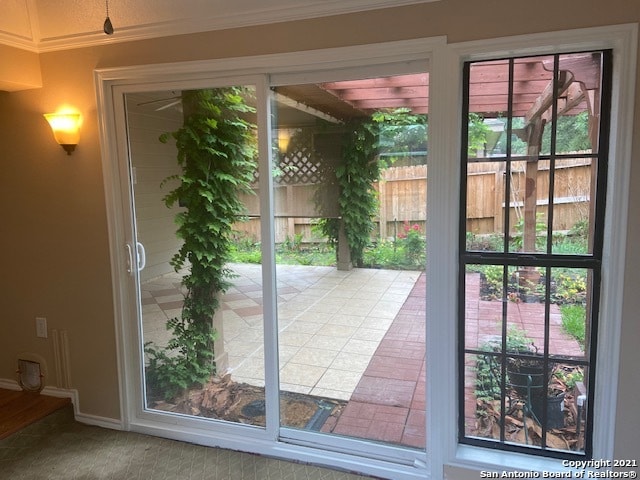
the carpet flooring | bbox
[0,403,373,479]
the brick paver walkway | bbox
[325,274,426,448]
[327,272,583,448]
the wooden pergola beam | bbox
[521,70,575,253]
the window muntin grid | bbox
[459,50,611,459]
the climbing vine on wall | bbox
[316,118,379,267]
[318,109,426,267]
[145,88,257,400]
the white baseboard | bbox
[0,379,21,391]
[75,412,123,430]
[0,378,123,431]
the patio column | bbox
[337,219,352,270]
[212,291,229,373]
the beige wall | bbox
[0,44,41,91]
[0,0,637,475]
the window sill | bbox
[450,444,581,476]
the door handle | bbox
[136,242,146,272]
[125,243,133,274]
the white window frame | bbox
[435,24,637,475]
[94,23,636,480]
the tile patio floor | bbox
[141,265,582,450]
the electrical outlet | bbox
[36,317,48,338]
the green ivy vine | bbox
[145,88,257,400]
[316,118,379,267]
[318,109,426,267]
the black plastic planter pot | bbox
[507,363,545,398]
[532,392,566,429]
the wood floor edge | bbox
[0,388,71,440]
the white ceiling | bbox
[0,0,436,52]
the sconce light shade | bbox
[44,113,81,155]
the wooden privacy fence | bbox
[233,159,591,243]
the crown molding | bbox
[30,0,438,53]
[0,31,37,52]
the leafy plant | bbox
[374,108,427,167]
[554,366,584,390]
[363,240,405,269]
[468,113,492,155]
[145,87,257,400]
[569,218,589,239]
[466,232,503,252]
[397,221,425,266]
[505,325,537,353]
[467,264,504,300]
[316,117,380,267]
[552,270,587,304]
[552,237,588,255]
[542,112,592,154]
[511,213,547,251]
[474,326,546,404]
[229,246,262,264]
[282,233,304,252]
[474,350,502,401]
[317,109,430,267]
[275,245,334,266]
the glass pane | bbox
[466,161,506,252]
[465,264,590,452]
[547,52,603,155]
[466,61,509,251]
[465,352,504,441]
[272,73,428,449]
[506,158,550,254]
[465,263,504,352]
[551,158,594,254]
[506,265,547,354]
[550,267,590,358]
[128,87,266,427]
[468,61,509,159]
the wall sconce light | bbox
[44,112,81,155]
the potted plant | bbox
[504,327,564,429]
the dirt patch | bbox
[148,374,346,430]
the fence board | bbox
[231,160,591,243]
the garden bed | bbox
[148,374,346,430]
[473,365,586,451]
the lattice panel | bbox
[276,129,324,185]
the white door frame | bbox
[95,38,442,480]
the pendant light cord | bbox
[104,0,114,35]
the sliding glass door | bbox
[125,85,268,430]
[270,71,428,454]
[116,61,429,467]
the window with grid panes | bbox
[459,50,611,459]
